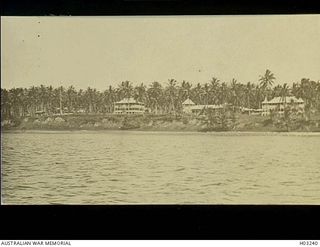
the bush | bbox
[203,107,237,131]
[263,118,273,126]
[11,118,22,127]
[182,118,189,125]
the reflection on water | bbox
[2,131,320,204]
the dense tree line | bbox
[1,70,320,118]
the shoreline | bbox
[2,113,320,133]
[3,128,320,136]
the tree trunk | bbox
[59,90,63,115]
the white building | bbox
[262,96,304,115]
[114,98,145,115]
[182,98,223,114]
[182,98,196,114]
[240,107,263,115]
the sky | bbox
[1,15,320,90]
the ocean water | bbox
[1,130,320,204]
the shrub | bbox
[182,118,189,125]
[263,118,273,126]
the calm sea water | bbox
[1,130,320,204]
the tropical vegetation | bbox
[1,70,320,119]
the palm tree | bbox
[8,88,18,117]
[280,83,290,106]
[192,83,203,105]
[230,79,242,109]
[27,86,38,116]
[103,86,116,113]
[46,85,55,115]
[259,69,276,90]
[218,82,229,105]
[58,86,65,115]
[296,78,312,112]
[180,80,192,101]
[1,89,10,118]
[166,79,177,113]
[202,83,210,105]
[118,81,133,99]
[209,77,220,104]
[134,83,147,103]
[10,88,27,117]
[147,81,163,114]
[316,81,320,112]
[272,85,283,98]
[259,69,276,101]
[245,82,254,108]
[66,85,77,113]
[252,84,263,109]
[38,84,48,113]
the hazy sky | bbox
[1,15,320,90]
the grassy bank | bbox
[2,113,320,132]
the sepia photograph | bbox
[1,15,320,205]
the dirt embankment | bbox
[2,113,320,132]
[1,114,207,132]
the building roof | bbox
[262,96,304,104]
[190,104,223,110]
[115,97,143,104]
[182,98,195,105]
[241,107,263,112]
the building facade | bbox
[262,96,304,115]
[182,98,196,114]
[182,98,223,114]
[114,98,145,115]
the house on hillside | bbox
[114,98,145,115]
[240,107,263,115]
[182,98,224,115]
[182,98,196,114]
[262,96,304,116]
[35,110,46,116]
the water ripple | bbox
[2,131,320,204]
